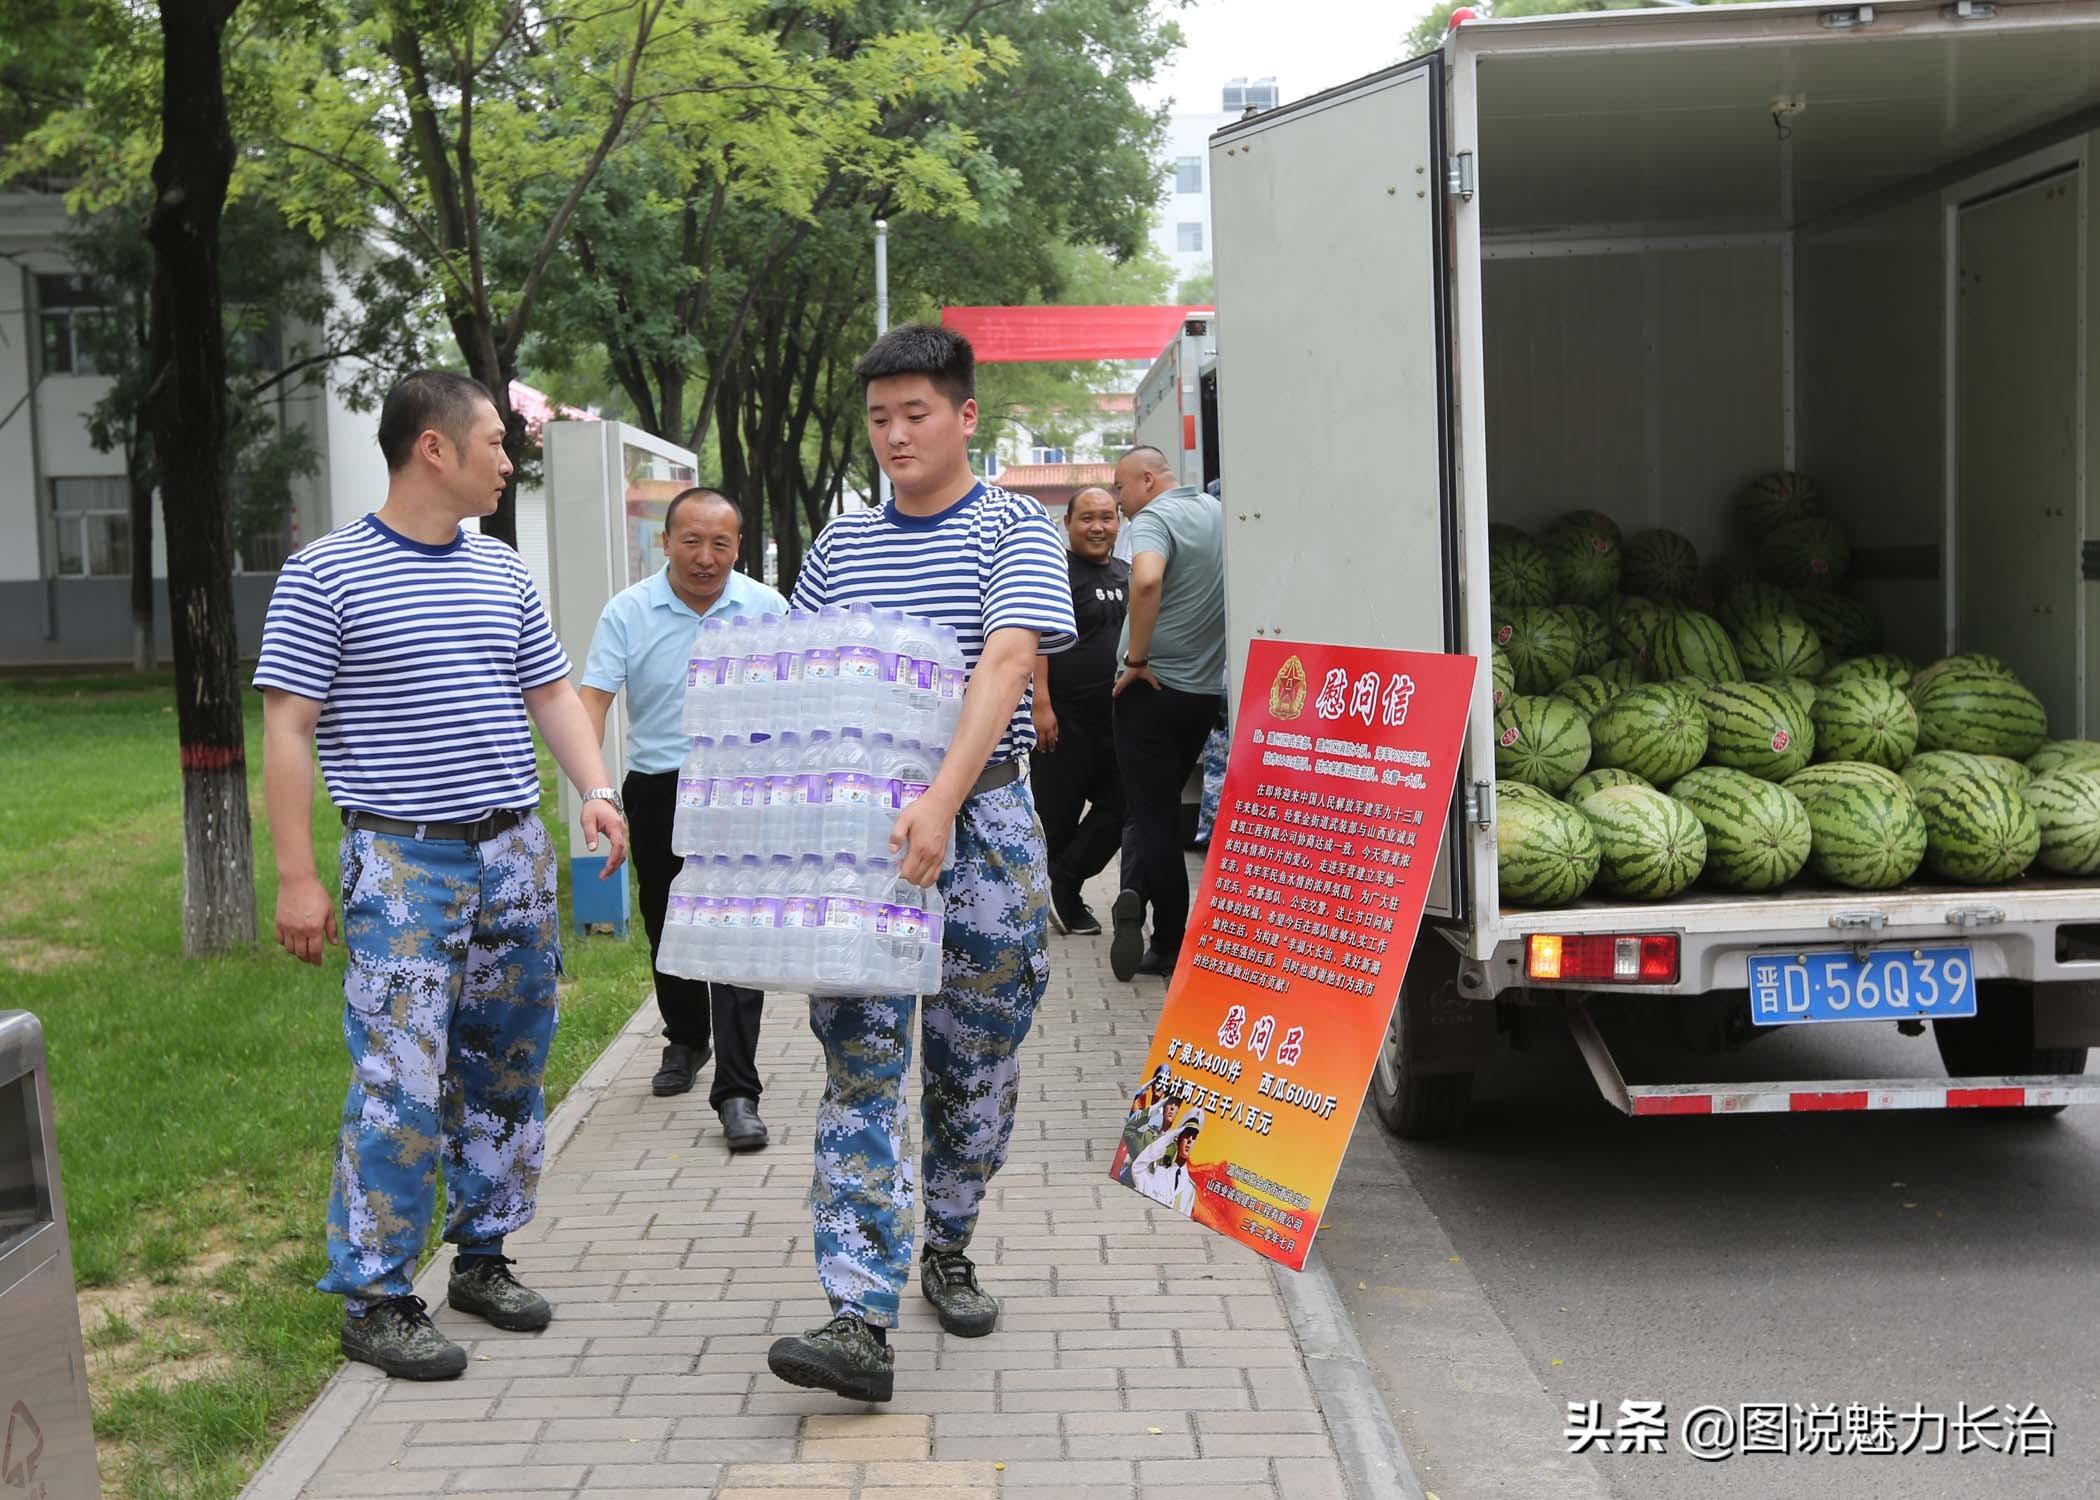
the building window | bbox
[1177,222,1205,253]
[1031,446,1068,465]
[969,449,1001,479]
[37,275,106,376]
[50,476,130,578]
[1223,77,1279,113]
[1175,157,1203,194]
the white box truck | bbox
[1209,0,2100,1136]
[1133,314,1220,490]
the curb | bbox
[1274,1245,1429,1500]
[238,995,660,1500]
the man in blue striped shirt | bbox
[766,326,1076,1404]
[255,371,629,1381]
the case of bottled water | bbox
[662,606,970,994]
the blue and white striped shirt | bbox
[252,514,572,821]
[791,483,1075,762]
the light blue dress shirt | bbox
[583,565,788,774]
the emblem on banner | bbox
[1269,656,1308,720]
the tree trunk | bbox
[147,0,255,956]
[127,432,156,673]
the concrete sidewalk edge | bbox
[237,994,661,1500]
[1275,1245,1429,1500]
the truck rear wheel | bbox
[1932,980,2088,1115]
[1370,944,1475,1140]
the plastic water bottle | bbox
[777,853,825,990]
[660,858,705,976]
[869,859,923,994]
[673,737,712,854]
[683,619,729,735]
[893,614,943,741]
[720,736,762,850]
[822,728,878,855]
[919,882,946,995]
[883,737,949,871]
[690,856,727,974]
[793,730,833,858]
[836,603,888,726]
[748,854,792,989]
[804,606,844,734]
[856,853,903,991]
[718,855,755,980]
[933,624,967,750]
[815,855,873,990]
[774,611,810,737]
[761,731,804,857]
[867,733,900,854]
[741,616,780,738]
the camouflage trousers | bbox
[808,778,1050,1327]
[1194,723,1230,844]
[319,814,562,1306]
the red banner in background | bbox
[939,305,1216,363]
[1110,641,1477,1271]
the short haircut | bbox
[1066,486,1117,521]
[377,370,496,472]
[663,486,741,534]
[1121,444,1172,475]
[855,324,975,407]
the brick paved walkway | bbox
[251,874,1364,1500]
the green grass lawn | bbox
[0,675,653,1499]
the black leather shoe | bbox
[1135,949,1177,979]
[652,1042,708,1097]
[719,1096,769,1151]
[1109,891,1146,981]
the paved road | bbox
[1318,1013,2100,1500]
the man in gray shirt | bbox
[1108,446,1227,981]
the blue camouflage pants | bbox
[1195,723,1230,844]
[808,779,1050,1327]
[319,815,562,1307]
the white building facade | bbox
[1147,77,1277,293]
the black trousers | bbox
[1114,681,1225,960]
[623,770,763,1108]
[1030,689,1124,889]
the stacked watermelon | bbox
[1479,478,2100,905]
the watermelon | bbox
[1622,530,1701,601]
[1788,591,1884,659]
[1493,605,1581,695]
[1556,605,1614,674]
[1911,652,2018,693]
[1489,534,1555,607]
[1649,610,1743,683]
[1734,611,1826,682]
[1488,522,1532,548]
[1594,658,1643,694]
[1497,785,1601,906]
[1913,772,2039,885]
[1902,749,2026,797]
[1735,471,1822,537]
[1770,677,1818,715]
[1911,671,2048,760]
[1543,515,1622,604]
[1578,785,1707,900]
[1669,766,1812,892]
[1494,695,1592,794]
[2022,771,2100,876]
[1490,647,1514,711]
[1784,760,1915,807]
[1705,553,1764,605]
[1820,653,1913,692]
[1611,596,1668,666]
[1551,674,1614,722]
[1760,516,1852,590]
[1700,680,1814,780]
[2027,739,2100,777]
[1716,580,1795,636]
[1981,755,2032,790]
[1798,780,1928,890]
[1565,767,1650,804]
[1589,683,1709,785]
[1810,677,1918,770]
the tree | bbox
[147,0,255,955]
[1175,262,1213,306]
[1405,0,1755,56]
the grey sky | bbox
[1140,0,1441,115]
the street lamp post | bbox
[875,218,891,509]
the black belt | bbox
[970,759,1022,798]
[341,806,534,843]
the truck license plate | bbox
[1747,945,1978,1027]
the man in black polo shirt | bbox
[1030,486,1130,936]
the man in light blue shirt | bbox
[581,488,787,1146]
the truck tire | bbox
[1369,944,1475,1140]
[1932,980,2088,1115]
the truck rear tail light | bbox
[1527,933,1680,985]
